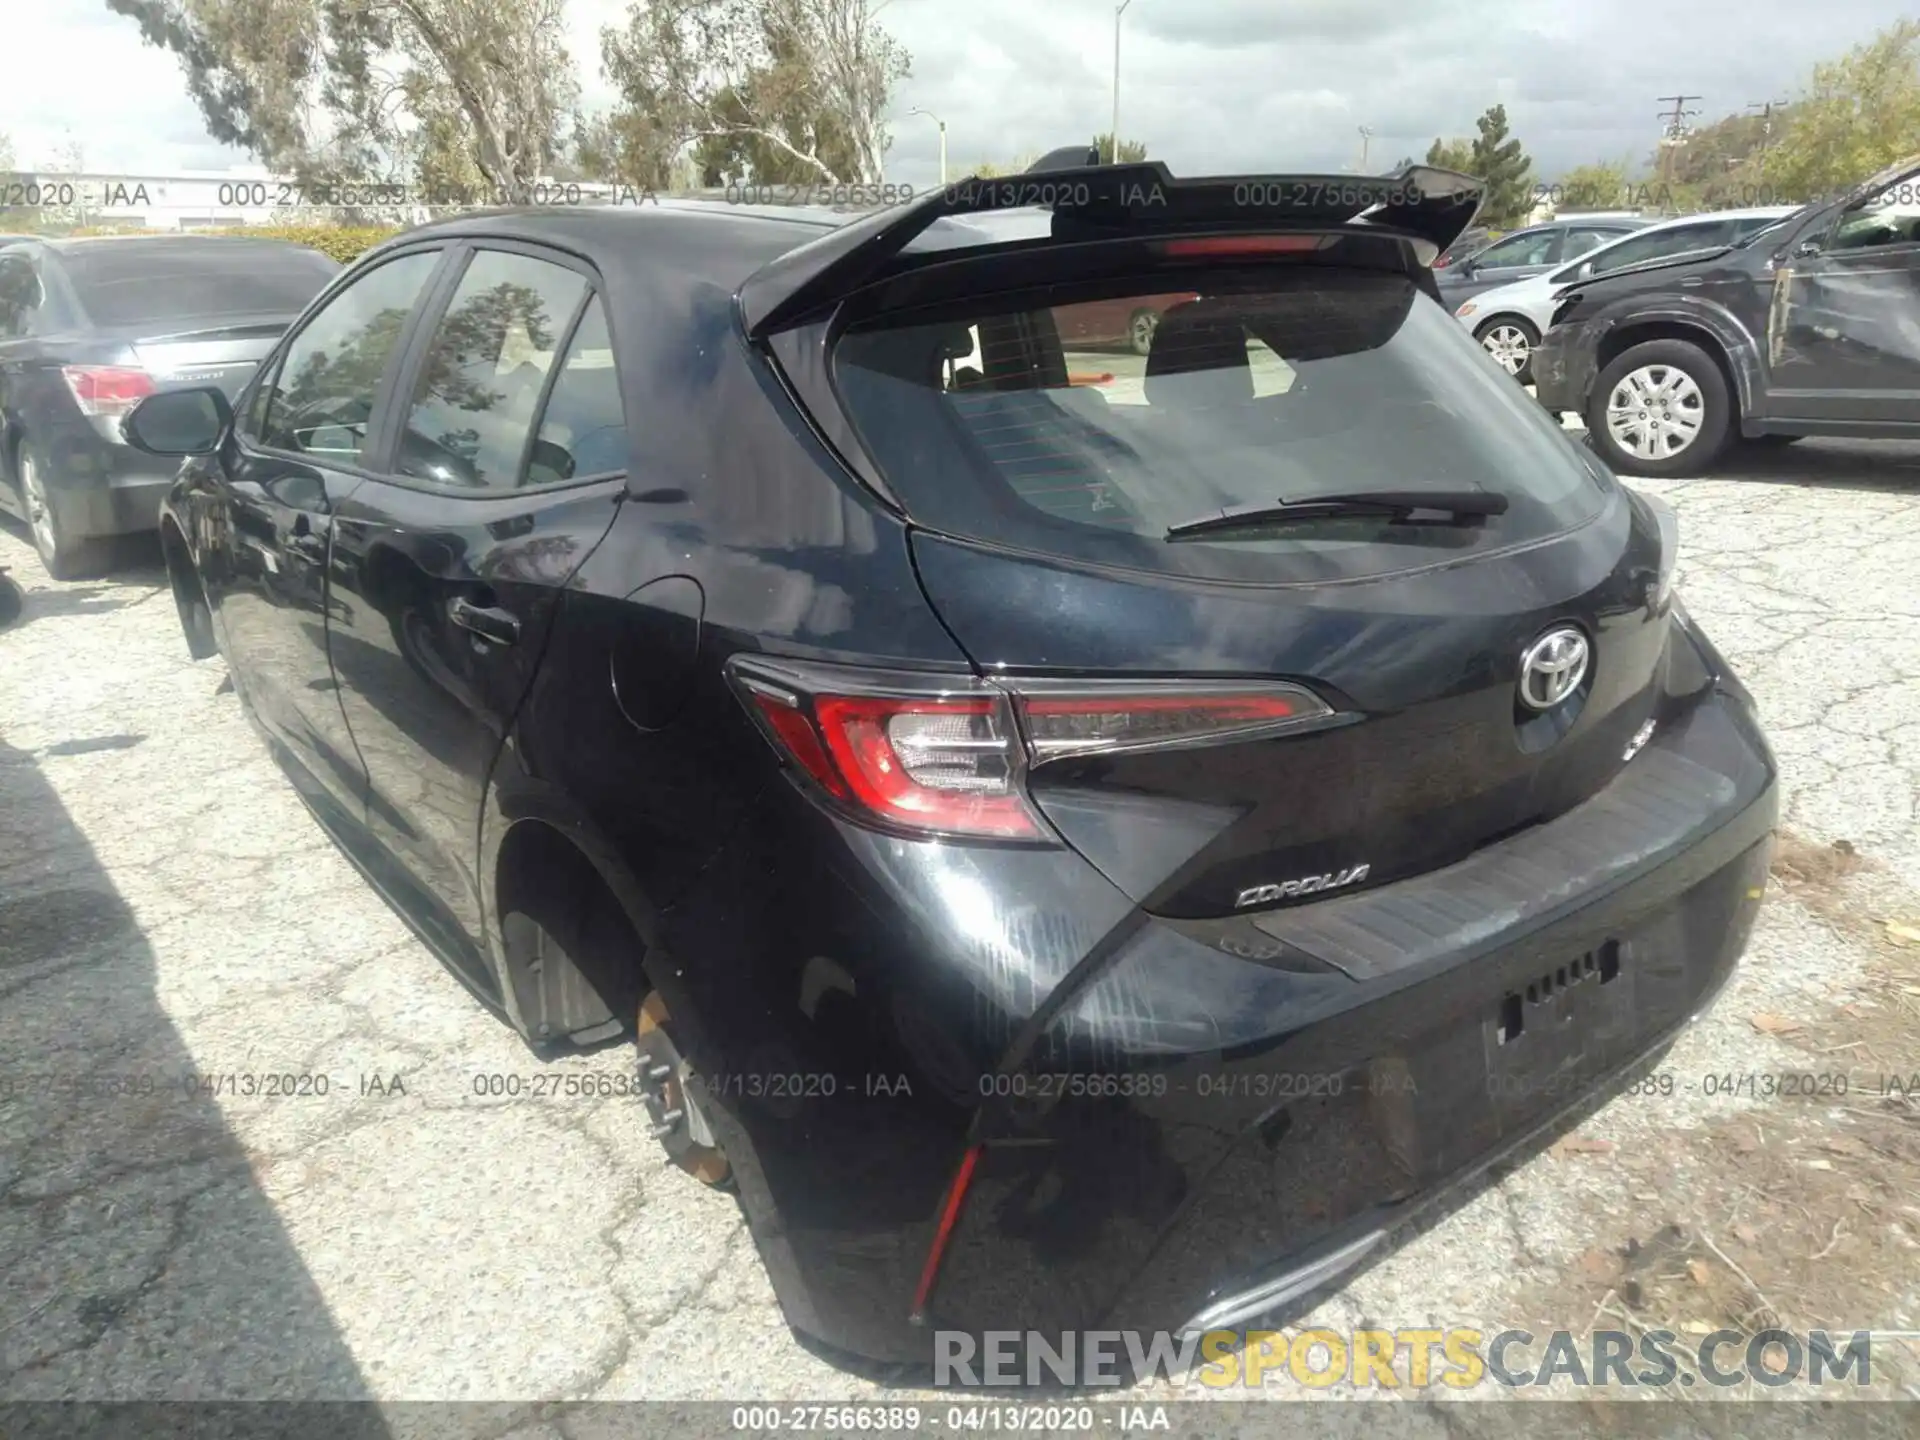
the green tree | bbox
[1469,104,1533,227]
[1765,18,1920,200]
[1558,160,1633,211]
[1092,133,1149,164]
[103,0,578,200]
[1425,136,1475,174]
[601,0,909,186]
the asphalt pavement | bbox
[1,437,1917,1414]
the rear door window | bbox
[528,299,626,484]
[1471,230,1560,269]
[63,244,338,328]
[834,267,1609,584]
[1588,221,1725,276]
[393,248,590,490]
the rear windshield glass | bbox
[832,267,1610,583]
[64,244,338,329]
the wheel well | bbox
[1595,322,1739,402]
[1476,312,1537,336]
[495,820,647,1045]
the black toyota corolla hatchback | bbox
[128,161,1777,1371]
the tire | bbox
[1475,316,1539,384]
[1126,308,1159,356]
[16,445,104,580]
[1585,338,1733,478]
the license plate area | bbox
[1485,939,1637,1109]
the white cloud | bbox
[0,0,1901,189]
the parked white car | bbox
[1453,206,1798,382]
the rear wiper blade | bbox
[1166,489,1510,540]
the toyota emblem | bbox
[1518,627,1590,711]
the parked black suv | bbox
[124,163,1777,1372]
[1536,155,1920,476]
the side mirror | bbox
[528,438,575,483]
[1574,260,1596,281]
[1793,239,1823,259]
[122,386,232,456]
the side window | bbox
[527,299,627,485]
[238,353,282,442]
[258,251,439,462]
[1589,224,1712,277]
[1474,230,1558,269]
[1827,178,1920,253]
[0,253,46,340]
[394,249,589,490]
[1561,229,1615,260]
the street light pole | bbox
[1111,0,1135,163]
[908,107,948,185]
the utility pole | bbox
[1111,0,1135,164]
[1655,94,1703,190]
[1747,98,1790,152]
[908,107,947,185]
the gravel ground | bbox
[1,436,1917,1418]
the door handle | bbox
[448,595,522,646]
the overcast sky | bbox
[2,0,1898,186]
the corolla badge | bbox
[1517,626,1590,711]
[1236,864,1370,909]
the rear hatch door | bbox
[820,244,1672,920]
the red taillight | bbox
[731,660,1335,840]
[62,365,157,419]
[1158,235,1327,258]
[1017,685,1332,763]
[737,671,1044,840]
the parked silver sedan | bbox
[1453,207,1797,382]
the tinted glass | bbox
[1561,229,1618,259]
[834,268,1609,584]
[1829,179,1920,252]
[258,252,439,462]
[395,250,589,490]
[63,243,339,328]
[528,300,626,485]
[0,253,44,339]
[1473,230,1558,267]
[1587,221,1724,275]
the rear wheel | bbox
[1475,316,1539,383]
[635,990,733,1188]
[17,448,104,581]
[1127,308,1160,356]
[1586,339,1733,478]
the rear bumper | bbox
[40,426,178,541]
[659,630,1777,1373]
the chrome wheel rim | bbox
[20,454,55,556]
[1481,324,1532,374]
[1605,364,1705,460]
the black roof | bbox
[390,202,842,289]
[41,233,335,255]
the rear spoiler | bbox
[738,161,1484,338]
